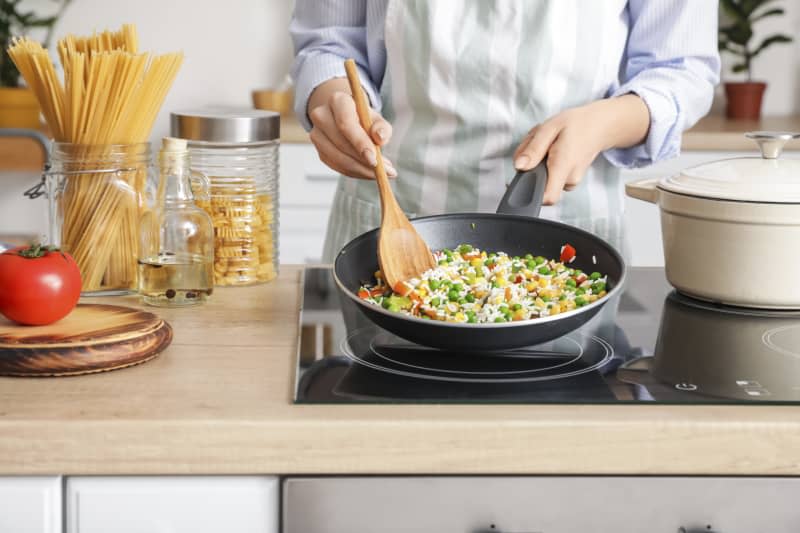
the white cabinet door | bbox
[0,476,62,533]
[66,476,278,533]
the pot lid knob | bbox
[745,131,800,159]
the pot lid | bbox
[170,108,280,144]
[659,131,800,203]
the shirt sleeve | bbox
[603,0,721,168]
[289,0,380,131]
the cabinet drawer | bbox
[280,206,331,264]
[0,476,62,533]
[284,476,800,533]
[280,145,338,208]
[67,476,278,533]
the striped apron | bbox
[322,0,631,263]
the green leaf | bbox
[720,23,753,46]
[732,63,750,73]
[752,33,794,57]
[752,7,785,21]
[720,0,747,21]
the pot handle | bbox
[496,160,547,217]
[625,178,659,204]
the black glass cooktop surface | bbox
[294,267,800,404]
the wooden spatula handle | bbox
[343,59,394,202]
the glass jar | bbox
[171,109,280,286]
[46,143,153,295]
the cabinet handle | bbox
[678,527,719,533]
[306,173,338,182]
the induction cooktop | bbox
[294,267,800,404]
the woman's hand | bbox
[307,78,398,180]
[513,94,650,205]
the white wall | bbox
[53,0,296,141]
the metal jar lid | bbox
[170,108,280,144]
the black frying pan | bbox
[333,162,627,352]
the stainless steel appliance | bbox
[288,268,800,533]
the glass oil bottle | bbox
[138,137,214,306]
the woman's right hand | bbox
[307,78,397,180]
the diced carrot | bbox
[504,287,512,301]
[560,243,576,263]
[358,288,370,299]
[393,281,413,296]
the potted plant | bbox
[718,0,793,120]
[0,0,71,129]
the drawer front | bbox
[280,206,331,264]
[0,476,62,533]
[280,145,339,208]
[67,476,278,533]
[283,476,800,533]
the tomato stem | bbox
[16,243,60,259]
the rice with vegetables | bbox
[358,244,609,324]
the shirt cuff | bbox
[603,79,681,169]
[292,53,382,131]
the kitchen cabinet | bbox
[0,476,62,533]
[66,476,278,533]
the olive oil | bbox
[138,255,213,307]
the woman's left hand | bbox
[513,94,650,205]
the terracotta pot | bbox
[0,87,41,129]
[724,81,766,120]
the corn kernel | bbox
[538,278,548,288]
[526,282,537,292]
[455,312,465,321]
[535,297,546,308]
[513,309,526,321]
[470,258,483,268]
[496,277,507,287]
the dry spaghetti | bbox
[7,25,182,291]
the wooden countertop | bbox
[682,114,800,151]
[1,265,800,476]
[283,113,800,151]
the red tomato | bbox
[560,243,577,263]
[0,244,82,326]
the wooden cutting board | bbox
[0,304,172,377]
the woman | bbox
[290,1,719,262]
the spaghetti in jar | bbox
[171,109,280,286]
[46,143,153,294]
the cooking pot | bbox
[626,131,800,309]
[617,291,800,402]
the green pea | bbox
[467,312,478,324]
[593,282,606,293]
[438,259,448,266]
[428,279,441,290]
[526,260,536,270]
[525,254,534,260]
[575,296,588,307]
[485,258,495,267]
[535,256,546,265]
[488,252,497,259]
[565,278,577,287]
[458,244,473,254]
[512,264,522,273]
[494,316,507,323]
[452,283,463,292]
[430,297,441,306]
[458,298,467,305]
[492,281,500,289]
[511,303,523,311]
[590,272,602,280]
[382,298,391,309]
[538,266,551,276]
[513,256,521,261]
[499,304,509,312]
[540,295,551,302]
[559,294,567,301]
[465,293,476,303]
[576,287,586,296]
[448,290,459,302]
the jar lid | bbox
[170,108,280,144]
[659,131,800,204]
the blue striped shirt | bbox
[290,0,720,168]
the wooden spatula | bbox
[343,59,436,289]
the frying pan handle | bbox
[496,161,547,217]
